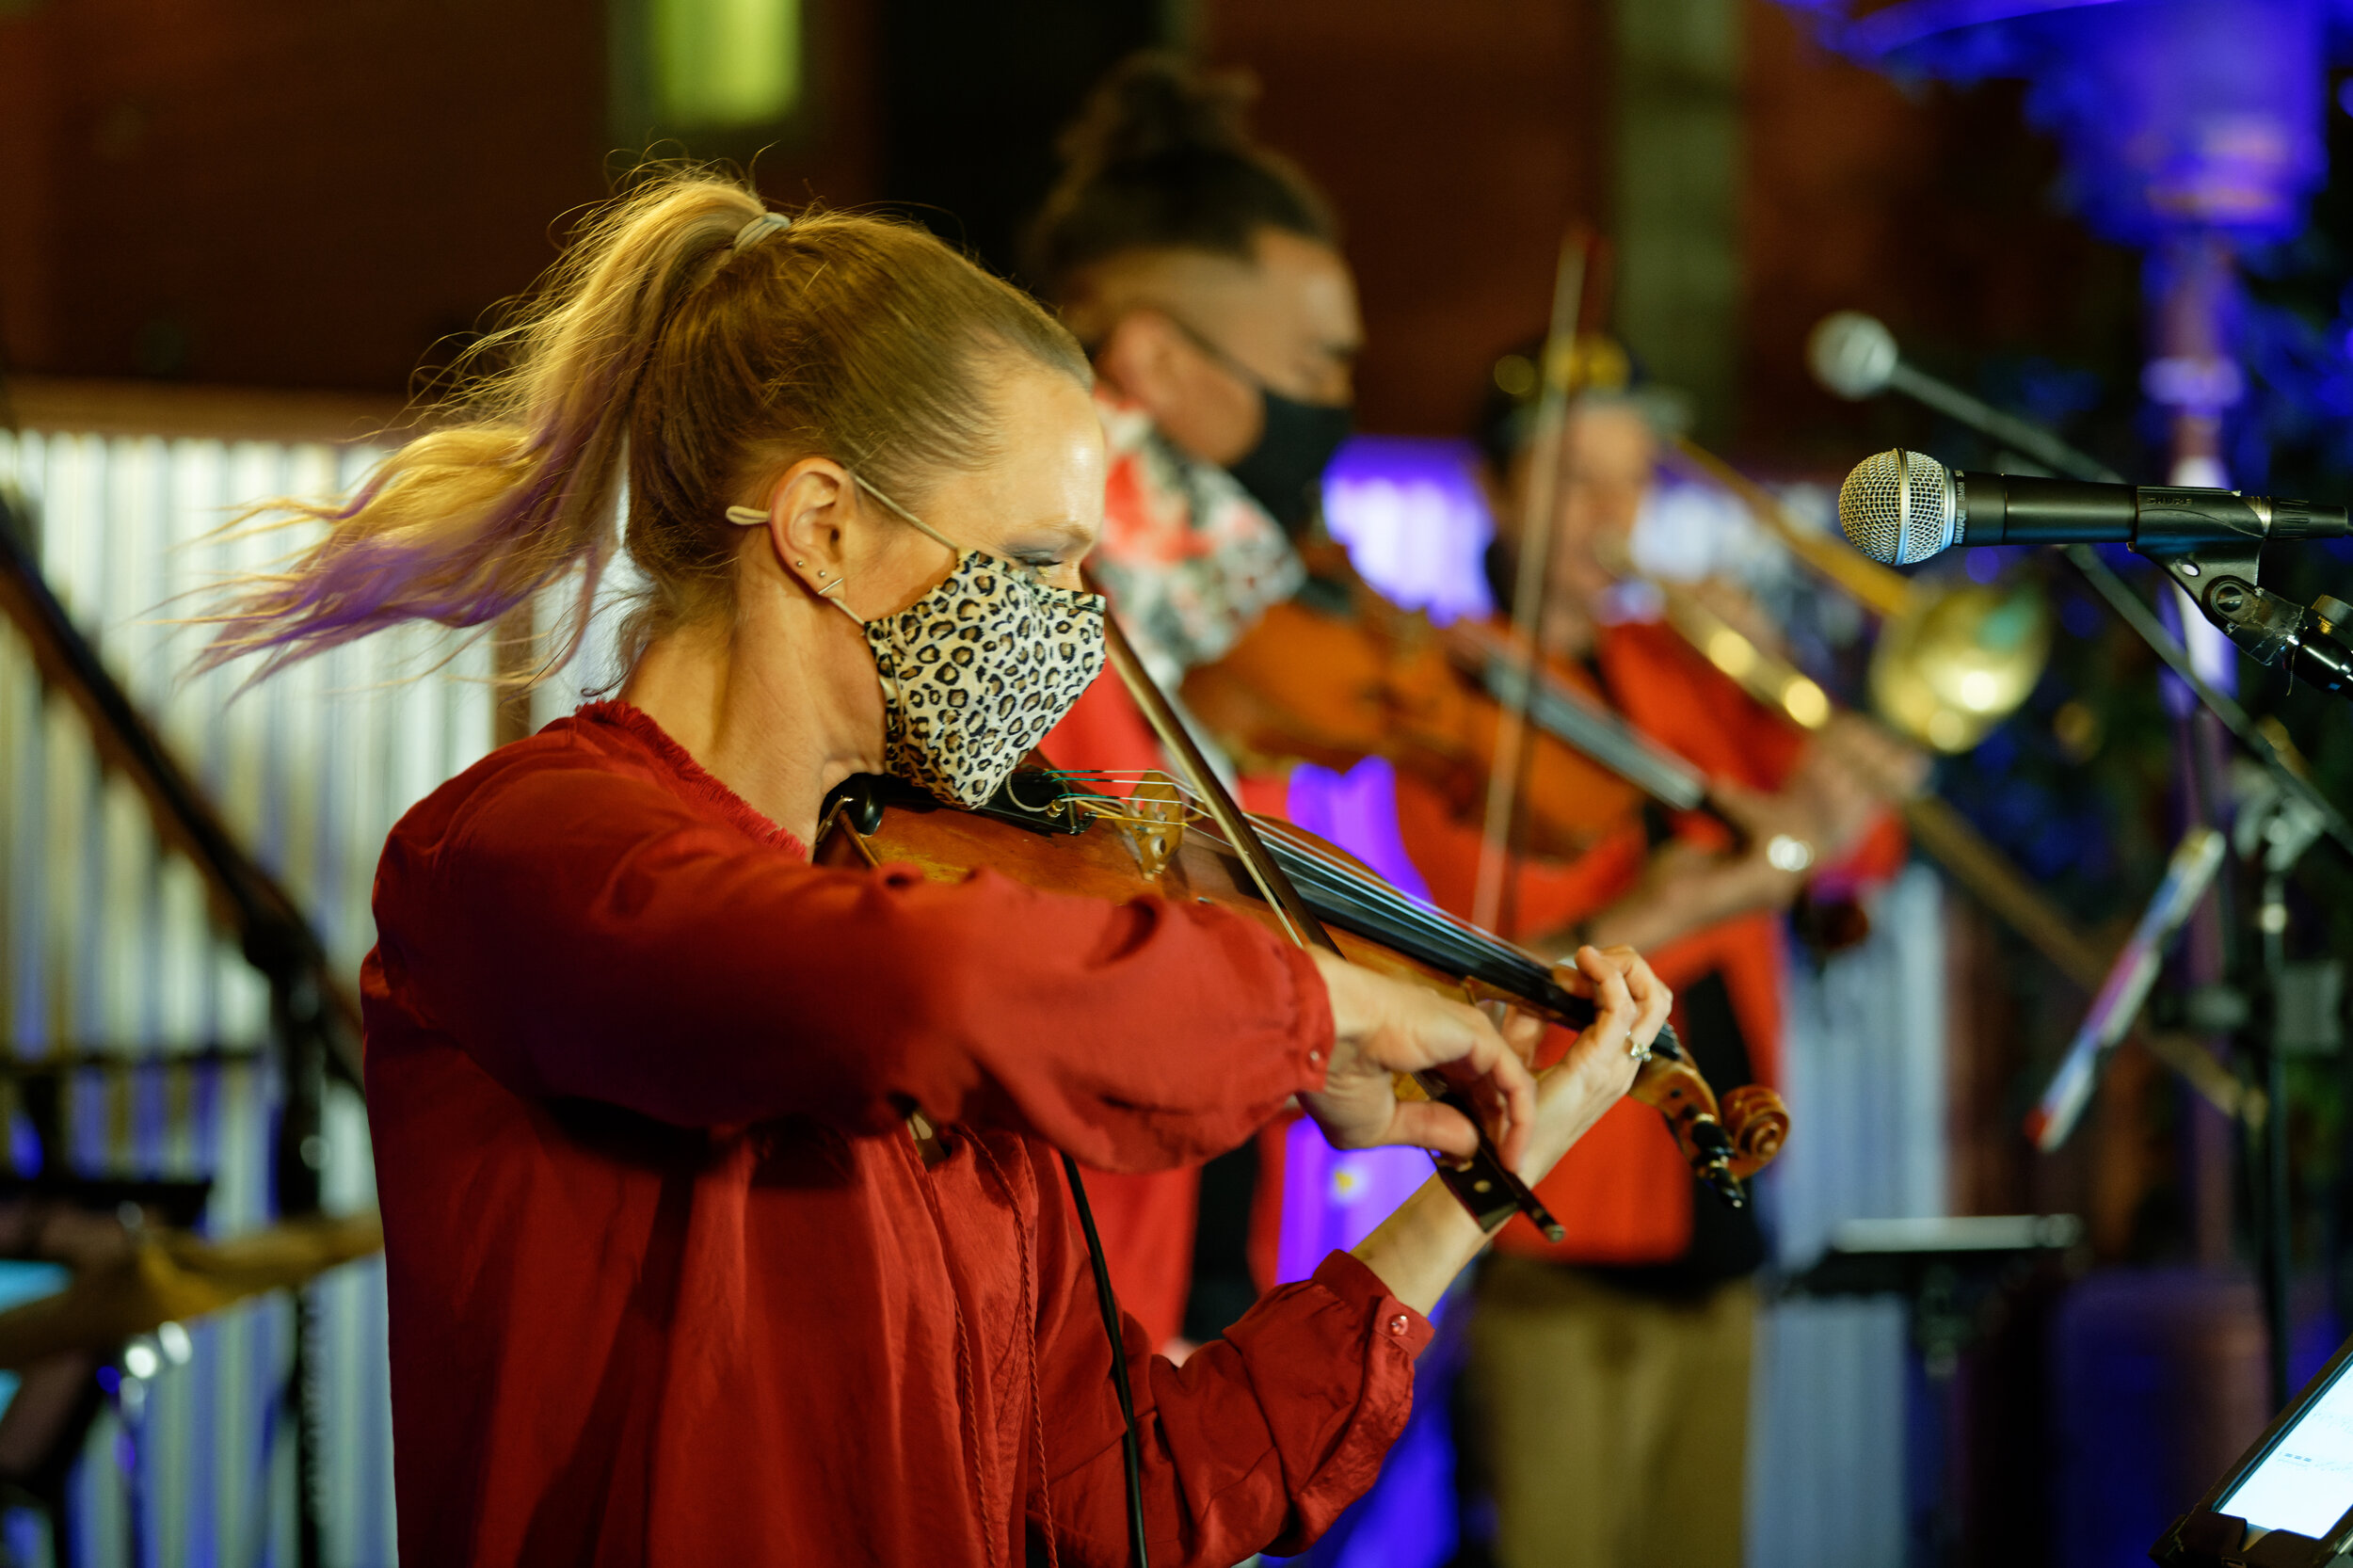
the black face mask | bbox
[1225,386,1353,534]
[1157,312,1354,533]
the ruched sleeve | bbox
[368,717,1332,1173]
[1030,1155,1433,1565]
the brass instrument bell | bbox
[1664,438,2052,756]
[1868,576,2052,753]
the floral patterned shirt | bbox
[1089,391,1305,686]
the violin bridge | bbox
[1113,774,1188,880]
[1067,771,1191,880]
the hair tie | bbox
[733,211,792,251]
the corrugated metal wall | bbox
[0,424,497,1567]
[1748,865,1951,1568]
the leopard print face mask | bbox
[727,477,1108,808]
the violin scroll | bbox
[1626,1039,1786,1208]
[1720,1083,1790,1179]
[1625,1048,1739,1206]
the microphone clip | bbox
[2168,542,2353,700]
[2141,531,2266,632]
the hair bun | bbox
[1059,51,1257,173]
[1027,49,1334,294]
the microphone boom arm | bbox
[1815,322,2353,857]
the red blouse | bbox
[360,701,1433,1566]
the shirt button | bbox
[1307,1049,1322,1065]
[1386,1314,1409,1336]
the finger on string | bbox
[1500,1007,1547,1064]
[1575,943,1628,992]
[1587,944,1650,1000]
[1621,958,1673,1048]
[1598,947,1639,1000]
[1602,946,1669,1022]
[1579,956,1636,1055]
[1598,966,1635,1029]
[1551,951,1598,998]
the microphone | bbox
[1809,312,2121,484]
[1807,312,1901,401]
[1835,448,2351,568]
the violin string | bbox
[1194,816,1559,992]
[1026,770,1684,1049]
[1163,802,1496,950]
[1243,818,1513,952]
[1019,768,1579,1005]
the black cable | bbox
[1060,1153,1148,1568]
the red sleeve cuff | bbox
[1308,1251,1434,1359]
[1283,944,1337,1096]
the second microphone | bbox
[1838,448,2351,568]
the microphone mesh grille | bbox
[1838,449,1954,566]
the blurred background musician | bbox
[1435,352,1924,1568]
[1027,51,1362,1356]
[1031,50,1354,691]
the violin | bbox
[1177,560,1655,861]
[812,760,1788,1218]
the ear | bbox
[757,456,855,601]
[1094,311,1193,426]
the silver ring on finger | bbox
[1628,1036,1652,1063]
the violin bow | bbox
[1471,228,1602,933]
[1097,613,1565,1239]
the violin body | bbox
[1180,595,1643,860]
[814,769,1787,1201]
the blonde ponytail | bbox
[200,168,1088,683]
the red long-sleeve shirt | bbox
[360,701,1432,1566]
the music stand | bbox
[2153,1327,2353,1565]
[1791,1214,2086,1565]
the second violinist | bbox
[1026,50,1370,1352]
[1022,50,1785,1373]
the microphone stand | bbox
[2151,535,2353,1411]
[1859,384,2353,856]
[1841,375,2352,1411]
[2175,564,2353,703]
